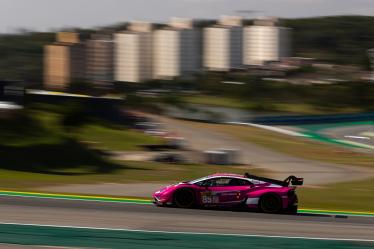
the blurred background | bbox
[0,1,374,248]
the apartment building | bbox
[44,32,85,90]
[114,22,153,83]
[203,16,243,71]
[85,33,114,87]
[153,18,202,80]
[244,18,291,66]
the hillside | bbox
[283,15,374,67]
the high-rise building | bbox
[56,32,80,44]
[203,16,243,71]
[153,18,202,80]
[85,33,114,87]
[44,32,85,90]
[244,18,291,66]
[114,22,153,83]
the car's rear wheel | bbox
[174,189,195,208]
[259,194,282,214]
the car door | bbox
[199,177,251,206]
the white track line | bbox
[226,122,309,137]
[344,135,371,140]
[0,222,373,243]
[0,243,74,249]
[336,139,374,150]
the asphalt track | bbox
[0,195,374,241]
[297,121,374,150]
[322,124,374,147]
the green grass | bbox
[0,108,266,190]
[76,124,162,151]
[185,121,374,168]
[299,178,374,212]
[183,95,246,109]
[0,161,265,190]
[182,95,363,114]
[0,111,63,146]
[0,107,163,177]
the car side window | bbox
[214,178,232,186]
[228,178,252,186]
[196,177,252,187]
[196,178,228,187]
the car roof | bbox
[188,174,248,184]
[189,173,272,185]
[208,173,245,178]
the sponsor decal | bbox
[246,197,259,205]
[201,192,219,204]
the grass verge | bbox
[0,107,162,175]
[76,124,162,151]
[182,95,362,114]
[299,178,374,212]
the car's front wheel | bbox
[259,194,282,214]
[285,205,298,215]
[173,188,195,208]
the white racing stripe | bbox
[226,122,309,137]
[0,222,373,243]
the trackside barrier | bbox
[250,112,374,125]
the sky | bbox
[0,0,373,33]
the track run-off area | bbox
[0,191,373,248]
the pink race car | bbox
[153,172,303,214]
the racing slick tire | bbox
[173,188,196,208]
[259,194,282,214]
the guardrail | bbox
[250,112,374,125]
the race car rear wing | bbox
[244,173,303,187]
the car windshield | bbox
[188,176,210,184]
